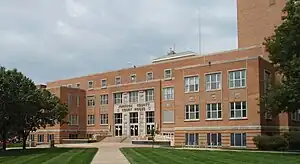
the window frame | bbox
[114,93,122,104]
[130,74,137,83]
[129,112,139,124]
[206,103,222,120]
[115,76,121,85]
[129,91,138,103]
[292,109,300,121]
[163,87,174,101]
[88,81,94,89]
[185,104,200,121]
[164,69,172,80]
[100,94,108,105]
[101,79,107,88]
[114,113,122,124]
[76,95,80,107]
[100,114,108,125]
[185,133,199,146]
[146,72,153,81]
[87,115,95,125]
[184,75,200,93]
[37,134,44,143]
[230,133,247,147]
[146,111,155,123]
[87,95,95,107]
[229,101,247,119]
[205,72,222,91]
[69,114,79,125]
[228,69,246,89]
[207,133,222,147]
[145,89,154,102]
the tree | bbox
[262,0,300,115]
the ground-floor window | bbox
[29,134,35,141]
[69,134,78,139]
[230,133,247,147]
[38,134,44,143]
[87,134,93,139]
[146,124,155,135]
[207,133,222,146]
[115,125,122,136]
[185,133,199,146]
[47,134,54,142]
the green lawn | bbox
[120,148,300,164]
[0,148,97,164]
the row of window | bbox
[65,69,247,91]
[29,134,54,143]
[87,111,155,125]
[185,133,247,147]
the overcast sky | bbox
[0,0,237,84]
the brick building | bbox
[30,0,300,148]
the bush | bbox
[283,131,300,150]
[253,135,288,151]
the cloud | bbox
[0,0,237,84]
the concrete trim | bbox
[173,126,300,131]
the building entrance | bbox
[115,125,122,136]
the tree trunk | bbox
[2,129,7,151]
[22,131,29,150]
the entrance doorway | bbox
[130,125,138,136]
[115,125,122,136]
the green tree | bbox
[262,0,300,115]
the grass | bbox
[0,148,97,164]
[120,147,300,164]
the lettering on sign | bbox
[115,102,153,113]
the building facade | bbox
[30,0,300,148]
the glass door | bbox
[130,125,139,136]
[115,126,122,136]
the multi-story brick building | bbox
[30,0,300,148]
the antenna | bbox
[197,9,202,55]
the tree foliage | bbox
[262,0,300,114]
[0,66,68,150]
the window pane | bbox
[230,133,234,146]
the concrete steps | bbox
[101,137,123,143]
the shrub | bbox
[253,135,288,151]
[283,131,300,150]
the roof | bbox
[152,51,196,63]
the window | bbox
[230,133,247,147]
[76,83,80,88]
[264,70,271,93]
[87,96,95,107]
[184,76,199,92]
[206,103,222,119]
[114,113,122,124]
[230,102,247,119]
[162,110,174,123]
[146,72,153,81]
[164,69,172,79]
[146,111,154,123]
[67,84,72,88]
[114,93,122,104]
[206,73,221,90]
[115,76,121,85]
[145,89,154,102]
[129,91,138,103]
[88,81,94,89]
[185,133,199,146]
[88,115,95,125]
[101,79,107,88]
[69,134,78,139]
[100,94,108,105]
[185,104,200,120]
[130,74,136,83]
[69,114,79,125]
[229,70,246,88]
[29,134,35,141]
[38,134,44,143]
[147,124,155,135]
[130,112,138,124]
[47,134,54,142]
[292,109,300,121]
[67,94,72,107]
[100,114,108,125]
[163,87,174,100]
[207,133,222,147]
[76,96,80,107]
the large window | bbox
[230,102,247,119]
[100,94,108,105]
[69,114,78,125]
[130,112,138,124]
[114,113,122,124]
[185,133,199,146]
[88,81,94,89]
[185,104,200,120]
[163,87,174,100]
[164,69,172,79]
[147,124,155,135]
[229,70,246,88]
[114,93,122,104]
[206,73,221,90]
[184,76,199,92]
[87,96,95,107]
[129,91,138,103]
[292,109,300,121]
[146,111,155,123]
[87,115,95,125]
[207,133,222,147]
[38,134,44,143]
[146,89,154,102]
[206,103,222,119]
[230,133,247,147]
[162,110,174,123]
[100,114,108,125]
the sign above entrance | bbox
[114,102,154,113]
